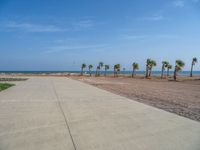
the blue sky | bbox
[0,0,200,71]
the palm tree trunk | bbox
[174,67,177,81]
[167,68,169,77]
[149,68,152,77]
[98,66,101,76]
[145,65,148,78]
[132,69,135,78]
[114,69,116,77]
[81,68,83,75]
[95,69,98,77]
[89,69,91,76]
[132,70,134,78]
[104,69,106,76]
[161,65,164,79]
[190,63,193,77]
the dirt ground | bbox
[71,76,200,122]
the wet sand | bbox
[71,75,200,122]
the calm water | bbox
[0,71,200,76]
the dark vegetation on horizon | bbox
[81,57,198,81]
[0,78,28,81]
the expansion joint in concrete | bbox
[51,80,77,150]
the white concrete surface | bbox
[0,77,200,150]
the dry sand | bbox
[71,75,200,122]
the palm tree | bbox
[97,62,104,76]
[88,65,93,76]
[161,61,169,79]
[81,63,86,75]
[104,65,109,76]
[145,59,151,78]
[132,62,139,78]
[167,64,172,77]
[95,66,100,77]
[114,64,121,77]
[148,60,157,77]
[190,57,198,77]
[174,60,185,81]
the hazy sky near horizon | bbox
[0,0,200,71]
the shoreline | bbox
[1,72,200,78]
[1,70,200,77]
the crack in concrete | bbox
[51,80,77,150]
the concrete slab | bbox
[0,77,75,150]
[0,77,200,150]
[53,77,200,150]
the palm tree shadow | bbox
[168,79,179,82]
[193,78,200,81]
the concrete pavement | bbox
[0,77,200,150]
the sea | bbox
[0,71,200,76]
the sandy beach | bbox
[71,75,200,122]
